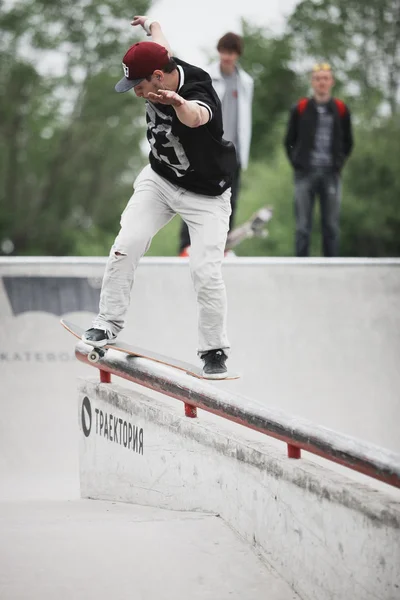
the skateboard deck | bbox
[61,319,240,381]
[226,205,273,251]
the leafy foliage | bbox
[240,21,304,159]
[0,0,399,257]
[0,0,150,255]
[288,0,400,117]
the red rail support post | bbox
[100,370,111,383]
[288,444,301,459]
[185,403,197,418]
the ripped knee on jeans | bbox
[114,250,127,257]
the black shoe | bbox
[81,328,117,348]
[201,349,228,379]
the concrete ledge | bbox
[1,256,400,267]
[78,380,400,600]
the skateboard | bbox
[61,319,240,381]
[226,205,273,251]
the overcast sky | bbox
[148,0,300,68]
[16,0,300,79]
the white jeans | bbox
[93,165,231,354]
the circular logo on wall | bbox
[81,396,92,437]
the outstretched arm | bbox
[131,15,172,57]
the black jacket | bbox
[284,97,354,171]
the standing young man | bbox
[179,32,254,256]
[82,16,237,379]
[284,63,354,257]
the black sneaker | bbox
[81,328,117,348]
[201,349,228,379]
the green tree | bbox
[0,0,150,255]
[288,0,400,117]
[240,20,304,159]
[341,115,400,256]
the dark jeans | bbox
[294,167,341,257]
[179,164,241,252]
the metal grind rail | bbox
[75,342,400,489]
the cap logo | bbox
[122,62,129,78]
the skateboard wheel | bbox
[88,350,100,363]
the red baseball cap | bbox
[115,41,169,93]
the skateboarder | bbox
[82,15,237,379]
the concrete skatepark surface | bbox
[1,500,299,599]
[1,257,399,598]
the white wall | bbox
[79,380,400,600]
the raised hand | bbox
[131,15,148,28]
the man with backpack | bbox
[284,63,354,257]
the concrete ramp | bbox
[0,310,84,501]
[1,257,399,599]
[0,260,107,501]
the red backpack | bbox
[297,97,347,118]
